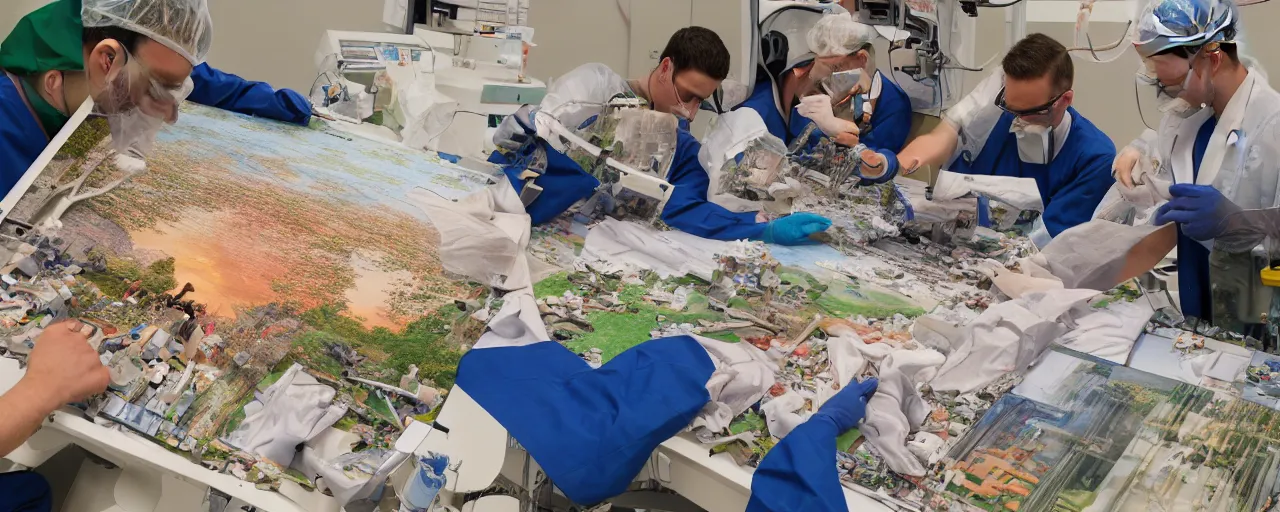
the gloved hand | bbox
[758,213,832,245]
[1113,146,1171,205]
[1154,184,1240,241]
[797,94,858,138]
[811,377,879,432]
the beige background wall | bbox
[4,0,1279,143]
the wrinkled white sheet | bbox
[761,391,807,439]
[933,171,1044,212]
[691,335,777,432]
[1036,221,1176,292]
[413,182,533,291]
[930,288,1101,393]
[222,364,348,466]
[579,218,729,280]
[862,348,944,476]
[1058,298,1154,364]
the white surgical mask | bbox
[1011,118,1054,165]
[1158,95,1202,118]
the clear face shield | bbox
[93,47,193,165]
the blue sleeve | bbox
[862,84,912,154]
[188,64,312,125]
[490,142,600,225]
[0,77,48,192]
[747,416,847,512]
[660,131,767,240]
[1043,139,1117,236]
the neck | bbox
[634,72,656,103]
[1211,63,1248,118]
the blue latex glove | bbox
[758,213,832,245]
[811,377,879,432]
[1154,184,1239,241]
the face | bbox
[810,52,866,82]
[86,37,193,122]
[1001,73,1072,127]
[651,58,721,121]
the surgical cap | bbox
[806,14,876,58]
[82,0,214,65]
[1133,0,1236,58]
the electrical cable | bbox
[978,0,1025,8]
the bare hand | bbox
[858,149,887,179]
[1114,147,1141,188]
[24,321,109,405]
[898,153,924,176]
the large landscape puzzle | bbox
[843,348,1280,512]
[0,103,497,490]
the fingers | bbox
[1155,208,1199,225]
[1168,183,1210,198]
[858,377,879,398]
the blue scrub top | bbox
[736,72,912,187]
[746,415,847,511]
[736,72,913,156]
[947,108,1117,237]
[1179,117,1218,321]
[0,75,49,193]
[494,122,766,241]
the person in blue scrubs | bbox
[747,377,879,511]
[0,0,311,194]
[490,28,832,245]
[738,14,912,184]
[897,34,1116,240]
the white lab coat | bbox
[1103,69,1280,253]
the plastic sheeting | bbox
[932,171,1045,212]
[1036,220,1177,291]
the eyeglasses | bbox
[994,86,1066,123]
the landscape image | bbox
[914,349,1280,512]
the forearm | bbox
[904,122,960,170]
[0,378,59,457]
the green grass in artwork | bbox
[816,282,925,319]
[533,272,579,299]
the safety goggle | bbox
[994,86,1066,123]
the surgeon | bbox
[491,27,832,245]
[739,13,912,177]
[896,34,1117,240]
[0,0,312,192]
[1112,0,1280,324]
[746,377,879,511]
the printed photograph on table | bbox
[847,348,1280,512]
[0,103,498,496]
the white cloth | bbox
[414,182,532,290]
[222,364,348,466]
[932,171,1044,212]
[1057,298,1154,364]
[929,288,1101,393]
[861,348,945,476]
[579,218,728,280]
[1036,221,1176,291]
[691,335,777,432]
[761,392,808,440]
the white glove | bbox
[1113,147,1171,206]
[797,94,857,136]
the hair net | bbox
[806,14,876,58]
[1133,0,1236,58]
[81,0,214,65]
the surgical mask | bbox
[1011,118,1054,165]
[1158,96,1202,118]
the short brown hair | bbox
[1002,33,1073,93]
[660,27,731,81]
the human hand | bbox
[812,377,879,432]
[1153,184,1239,241]
[833,131,861,147]
[857,149,899,182]
[1113,146,1141,188]
[759,213,832,246]
[22,321,109,406]
[797,95,858,138]
[897,152,924,176]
